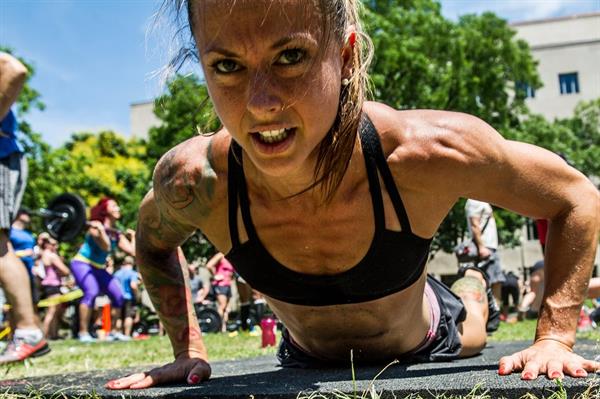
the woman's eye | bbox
[276,49,305,65]
[213,59,241,73]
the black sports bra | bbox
[225,116,432,306]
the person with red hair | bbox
[70,197,135,342]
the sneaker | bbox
[111,332,131,341]
[78,333,96,343]
[0,337,50,365]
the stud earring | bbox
[342,78,350,86]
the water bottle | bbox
[260,316,276,347]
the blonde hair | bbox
[160,0,373,202]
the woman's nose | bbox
[246,71,284,117]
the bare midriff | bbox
[266,270,430,363]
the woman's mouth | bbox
[250,127,296,154]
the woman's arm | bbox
[0,53,27,121]
[409,111,599,379]
[88,221,111,251]
[117,229,136,256]
[50,253,70,277]
[107,139,222,389]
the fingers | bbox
[187,362,212,385]
[498,354,522,375]
[545,359,564,380]
[105,359,212,390]
[521,360,541,380]
[105,372,148,390]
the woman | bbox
[107,0,599,389]
[70,198,135,342]
[39,236,70,339]
[205,252,234,332]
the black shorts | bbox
[42,285,61,299]
[213,285,232,298]
[120,299,137,319]
[277,275,466,368]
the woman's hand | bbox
[88,220,105,234]
[105,354,211,389]
[498,339,599,379]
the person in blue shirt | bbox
[9,209,38,303]
[113,256,139,339]
[0,52,49,365]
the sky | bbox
[1,0,599,147]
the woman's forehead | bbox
[192,0,324,49]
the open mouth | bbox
[250,127,296,154]
[252,128,295,144]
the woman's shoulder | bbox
[152,130,232,210]
[363,102,504,189]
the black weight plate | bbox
[44,193,87,242]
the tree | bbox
[362,0,541,252]
[146,74,219,168]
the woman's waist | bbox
[272,288,431,361]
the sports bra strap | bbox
[358,117,386,233]
[227,142,241,247]
[362,116,413,234]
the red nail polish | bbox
[550,372,560,379]
[576,369,587,377]
[523,373,533,379]
[189,374,200,384]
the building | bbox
[130,101,161,140]
[511,12,600,120]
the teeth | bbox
[256,128,291,143]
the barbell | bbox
[34,193,120,242]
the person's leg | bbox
[0,231,38,330]
[70,260,100,337]
[42,302,58,338]
[237,279,253,330]
[451,270,488,357]
[215,291,229,332]
[100,271,127,338]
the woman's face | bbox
[106,200,121,220]
[192,0,347,178]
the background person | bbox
[39,236,70,339]
[206,252,234,333]
[113,255,139,339]
[70,197,135,342]
[464,199,504,331]
[10,209,39,304]
[0,52,49,364]
[107,0,599,389]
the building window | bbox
[559,72,579,95]
[516,82,535,98]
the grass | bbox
[1,323,600,399]
[0,332,278,381]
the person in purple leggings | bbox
[70,197,135,342]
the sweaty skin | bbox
[107,0,600,390]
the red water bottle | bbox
[260,316,276,347]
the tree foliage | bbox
[146,74,219,168]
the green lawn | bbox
[1,332,278,381]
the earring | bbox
[342,78,350,86]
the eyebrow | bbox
[203,32,315,57]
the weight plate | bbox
[44,193,87,242]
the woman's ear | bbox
[340,31,356,80]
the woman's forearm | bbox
[137,244,207,359]
[536,193,600,347]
